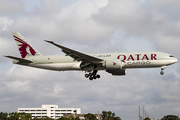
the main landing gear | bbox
[160,66,166,75]
[85,70,100,80]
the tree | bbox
[75,117,80,120]
[144,117,151,120]
[161,115,179,120]
[84,113,97,120]
[0,112,9,120]
[33,116,38,120]
[113,116,121,120]
[14,112,19,120]
[38,116,53,120]
[58,116,80,120]
[9,112,13,120]
[102,111,108,120]
[101,111,121,120]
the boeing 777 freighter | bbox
[5,32,178,80]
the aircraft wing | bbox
[4,56,33,63]
[44,40,103,63]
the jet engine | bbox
[102,59,126,75]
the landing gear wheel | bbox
[85,74,89,78]
[85,70,100,80]
[160,71,164,75]
[89,75,94,80]
[96,74,100,79]
[160,66,166,75]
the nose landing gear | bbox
[160,71,164,75]
[160,66,166,75]
[85,70,100,80]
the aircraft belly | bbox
[30,63,81,71]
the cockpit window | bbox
[169,55,174,57]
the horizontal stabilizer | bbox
[4,56,33,63]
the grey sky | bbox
[0,0,180,120]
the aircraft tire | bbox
[85,74,89,78]
[89,77,93,80]
[160,71,164,75]
[96,75,100,79]
[89,74,94,80]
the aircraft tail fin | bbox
[12,32,42,58]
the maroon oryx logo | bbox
[13,35,36,58]
[113,62,116,65]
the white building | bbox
[18,105,81,119]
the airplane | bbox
[5,32,178,80]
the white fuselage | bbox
[6,32,178,79]
[13,52,178,71]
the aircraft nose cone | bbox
[175,58,178,63]
[170,58,178,64]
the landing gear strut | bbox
[160,66,166,75]
[85,70,100,80]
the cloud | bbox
[155,34,180,55]
[10,0,111,42]
[0,0,23,15]
[152,0,180,8]
[93,0,151,36]
[0,17,13,31]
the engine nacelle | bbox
[103,59,122,70]
[103,59,125,75]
